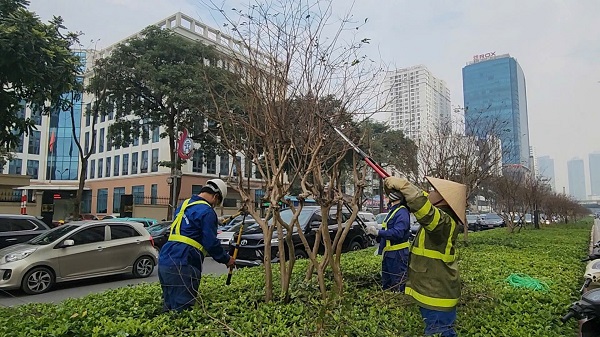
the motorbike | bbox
[580,241,600,294]
[561,288,600,337]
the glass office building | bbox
[45,51,86,181]
[462,54,530,167]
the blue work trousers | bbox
[158,264,202,312]
[381,250,408,292]
[419,306,457,337]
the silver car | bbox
[0,220,158,294]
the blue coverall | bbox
[158,195,231,311]
[377,203,410,291]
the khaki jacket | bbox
[401,182,461,311]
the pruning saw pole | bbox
[330,125,390,179]
[226,209,247,285]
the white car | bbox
[358,211,378,228]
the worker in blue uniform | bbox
[158,179,235,312]
[366,190,411,291]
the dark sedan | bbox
[147,221,172,250]
[0,214,50,249]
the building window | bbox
[99,128,104,153]
[192,185,203,195]
[31,108,42,125]
[132,185,144,205]
[152,127,160,143]
[84,132,89,155]
[151,149,159,172]
[142,123,149,145]
[101,112,106,123]
[232,156,241,176]
[133,134,139,147]
[220,155,229,176]
[113,187,125,213]
[206,153,216,174]
[90,159,95,179]
[150,184,158,205]
[26,160,39,179]
[14,133,23,153]
[131,153,138,174]
[114,155,120,177]
[105,157,111,178]
[98,158,103,178]
[9,159,22,175]
[97,188,108,213]
[122,154,129,176]
[82,190,91,213]
[192,151,203,173]
[27,131,41,155]
[141,150,148,173]
[85,103,91,127]
[107,136,112,151]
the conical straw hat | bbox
[425,176,467,226]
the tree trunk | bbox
[73,160,88,220]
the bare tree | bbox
[202,0,384,302]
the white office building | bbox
[383,65,451,141]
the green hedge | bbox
[0,221,593,337]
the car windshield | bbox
[375,213,388,224]
[268,208,314,230]
[226,222,259,233]
[147,222,170,234]
[485,214,502,220]
[466,215,479,221]
[28,225,77,245]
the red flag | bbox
[49,132,56,153]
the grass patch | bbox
[0,220,593,336]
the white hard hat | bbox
[206,179,227,203]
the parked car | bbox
[0,215,51,249]
[478,213,505,230]
[218,214,257,233]
[147,221,172,250]
[358,211,377,227]
[101,214,120,220]
[106,217,158,228]
[0,220,157,294]
[374,212,388,230]
[218,221,261,250]
[466,214,482,231]
[231,206,371,267]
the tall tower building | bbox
[567,158,586,200]
[537,155,556,191]
[589,151,600,196]
[462,53,530,167]
[384,65,451,141]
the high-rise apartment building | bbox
[384,65,451,140]
[567,158,586,200]
[536,155,556,191]
[462,53,530,167]
[589,151,600,196]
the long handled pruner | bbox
[329,124,390,179]
[226,209,247,285]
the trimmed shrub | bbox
[0,221,592,336]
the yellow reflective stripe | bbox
[383,241,410,252]
[414,201,431,219]
[169,234,209,257]
[381,206,403,230]
[168,198,212,256]
[445,217,456,258]
[411,231,456,262]
[424,209,441,231]
[405,286,458,308]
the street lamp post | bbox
[56,168,69,180]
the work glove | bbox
[384,176,410,194]
[226,256,236,268]
[365,225,379,236]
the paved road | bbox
[0,258,229,307]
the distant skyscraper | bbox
[384,65,451,140]
[537,155,555,191]
[462,53,530,167]
[568,158,586,200]
[589,152,600,196]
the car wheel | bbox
[294,249,308,260]
[349,241,362,251]
[133,256,155,278]
[22,267,54,295]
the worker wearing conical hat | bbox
[384,176,466,337]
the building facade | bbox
[462,53,530,167]
[6,13,265,219]
[536,155,556,192]
[589,152,600,197]
[567,158,586,200]
[384,65,451,141]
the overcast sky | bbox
[30,0,600,196]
